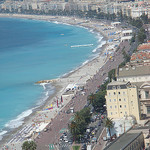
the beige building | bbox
[117,53,150,117]
[105,81,141,121]
[117,78,150,118]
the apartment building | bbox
[105,81,141,121]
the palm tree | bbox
[22,141,37,150]
[69,121,79,141]
[105,118,114,140]
[88,93,96,105]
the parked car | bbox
[98,121,101,126]
[68,140,73,144]
[59,136,64,141]
[81,144,87,150]
[103,137,107,141]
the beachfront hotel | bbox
[105,81,141,122]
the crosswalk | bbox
[59,143,71,147]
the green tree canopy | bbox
[138,27,146,44]
[22,141,37,150]
[69,107,91,142]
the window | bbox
[114,99,116,102]
[145,91,149,99]
[110,99,111,102]
[118,92,120,94]
[115,105,117,108]
[110,106,112,109]
[124,105,126,108]
[120,105,122,108]
[123,92,125,95]
[114,92,116,95]
[124,98,126,101]
[110,112,113,115]
[109,92,111,96]
[125,111,127,114]
[119,99,121,101]
[117,86,120,89]
[112,86,116,89]
[139,94,141,99]
[147,106,150,114]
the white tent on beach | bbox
[65,84,77,91]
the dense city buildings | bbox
[0,0,150,19]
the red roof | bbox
[137,43,150,51]
[131,51,150,61]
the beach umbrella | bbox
[61,96,63,103]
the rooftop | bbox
[130,51,150,61]
[118,65,150,77]
[104,131,142,150]
[122,29,132,34]
[137,43,150,51]
[108,81,128,86]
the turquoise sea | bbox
[0,17,105,139]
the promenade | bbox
[35,41,130,150]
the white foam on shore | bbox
[92,40,106,53]
[36,83,55,106]
[0,131,7,140]
[52,21,72,26]
[2,83,54,139]
[5,109,33,129]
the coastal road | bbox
[35,41,131,150]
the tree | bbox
[122,50,130,63]
[69,107,91,142]
[137,27,146,44]
[92,90,106,112]
[22,141,37,150]
[140,13,149,24]
[108,69,116,81]
[105,118,114,139]
[69,121,79,141]
[88,93,96,105]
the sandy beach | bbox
[0,13,124,149]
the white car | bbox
[65,139,68,143]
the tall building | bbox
[117,44,150,117]
[105,81,141,121]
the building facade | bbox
[105,81,141,121]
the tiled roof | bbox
[137,43,150,51]
[130,51,150,61]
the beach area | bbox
[0,13,125,149]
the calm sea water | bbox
[0,17,104,138]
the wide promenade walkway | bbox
[36,41,130,150]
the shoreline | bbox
[0,13,121,149]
